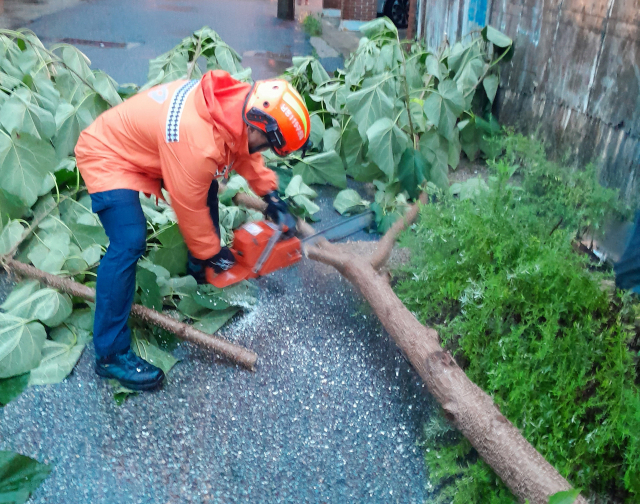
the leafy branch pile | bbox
[278,19,510,231]
[396,134,640,502]
[0,28,284,404]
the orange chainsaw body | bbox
[206,220,302,288]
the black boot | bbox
[96,348,165,391]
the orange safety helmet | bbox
[243,79,312,157]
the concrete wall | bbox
[418,0,640,202]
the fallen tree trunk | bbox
[238,192,585,504]
[2,258,258,370]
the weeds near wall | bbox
[396,134,640,502]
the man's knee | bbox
[129,225,147,257]
[112,223,147,259]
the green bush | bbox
[302,14,323,37]
[395,135,640,502]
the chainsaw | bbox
[205,211,374,288]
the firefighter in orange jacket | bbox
[76,71,311,391]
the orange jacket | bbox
[75,70,278,260]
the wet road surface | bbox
[28,0,313,84]
[0,187,433,503]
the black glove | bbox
[262,191,288,223]
[262,191,297,236]
[208,247,236,274]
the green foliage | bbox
[396,136,640,502]
[0,451,51,503]
[0,28,263,405]
[142,26,249,89]
[333,189,370,215]
[302,14,323,37]
[548,489,582,504]
[279,20,512,231]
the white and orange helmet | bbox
[243,79,312,157]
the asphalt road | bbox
[26,0,314,84]
[0,2,434,502]
[0,186,433,503]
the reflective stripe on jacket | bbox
[75,70,278,260]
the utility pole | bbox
[277,0,295,20]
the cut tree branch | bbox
[302,198,586,504]
[1,258,258,370]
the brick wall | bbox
[341,0,377,21]
[323,0,341,9]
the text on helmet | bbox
[280,104,305,141]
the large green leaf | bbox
[285,175,320,216]
[145,48,189,88]
[285,175,317,199]
[193,281,259,311]
[333,189,369,215]
[0,373,30,406]
[365,117,409,181]
[548,489,582,504]
[214,45,240,74]
[347,161,385,182]
[27,232,71,274]
[483,74,499,103]
[132,332,178,375]
[137,267,163,312]
[0,451,52,504]
[52,93,107,158]
[0,88,56,140]
[27,326,85,386]
[322,127,341,153]
[0,220,24,255]
[92,71,123,107]
[61,46,94,81]
[193,308,239,334]
[309,114,325,148]
[346,82,394,139]
[159,275,197,298]
[423,80,465,140]
[0,131,56,207]
[341,122,365,168]
[482,26,513,48]
[149,223,188,277]
[68,222,108,249]
[397,148,427,199]
[0,315,47,379]
[30,76,61,115]
[449,176,489,200]
[359,17,398,39]
[2,282,73,327]
[292,151,347,188]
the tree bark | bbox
[1,258,258,370]
[307,242,584,503]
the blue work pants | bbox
[90,182,219,357]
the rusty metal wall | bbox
[417,0,640,202]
